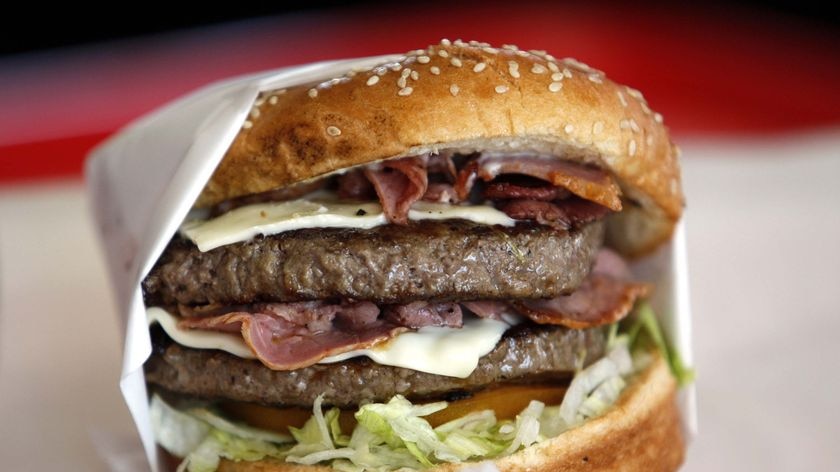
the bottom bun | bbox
[201,354,684,472]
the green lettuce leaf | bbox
[627,302,695,386]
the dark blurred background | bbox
[2,0,837,57]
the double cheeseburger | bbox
[142,40,687,472]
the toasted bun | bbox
[209,354,684,472]
[196,40,683,255]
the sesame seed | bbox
[619,119,631,130]
[450,84,460,96]
[531,64,547,74]
[516,50,529,57]
[308,89,318,98]
[563,68,572,79]
[629,119,641,133]
[398,87,413,96]
[250,108,260,119]
[593,121,605,135]
[450,57,462,67]
[441,38,452,46]
[390,63,402,72]
[277,89,287,94]
[617,91,628,107]
[254,97,266,107]
[469,40,480,46]
[401,68,411,78]
[551,72,564,81]
[366,75,380,86]
[588,74,603,84]
[346,71,357,78]
[482,47,499,54]
[640,101,652,114]
[454,39,466,47]
[414,49,425,55]
[495,85,509,94]
[508,61,520,78]
[502,44,519,51]
[547,62,559,73]
[410,71,419,80]
[626,87,643,100]
[564,124,575,134]
[654,112,664,124]
[397,77,407,88]
[430,66,441,75]
[326,126,341,137]
[438,50,450,58]
[646,134,654,146]
[375,67,387,76]
[242,120,253,129]
[417,55,430,64]
[549,82,563,92]
[629,139,637,156]
[473,62,487,73]
[268,95,279,105]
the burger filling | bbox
[142,152,687,471]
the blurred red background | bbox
[1,1,838,183]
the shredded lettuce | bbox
[150,395,290,472]
[151,304,693,472]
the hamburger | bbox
[141,40,690,472]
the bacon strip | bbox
[364,157,428,224]
[483,182,571,201]
[423,183,459,203]
[178,301,407,371]
[514,276,650,329]
[384,301,463,328]
[498,198,611,230]
[461,301,510,321]
[513,249,649,328]
[456,155,622,211]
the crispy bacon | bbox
[364,157,428,224]
[514,276,650,329]
[483,182,571,201]
[513,249,649,329]
[499,198,611,230]
[455,155,622,211]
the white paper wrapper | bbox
[86,54,696,471]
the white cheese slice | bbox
[147,307,511,378]
[147,307,256,359]
[180,193,515,252]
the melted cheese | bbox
[147,307,511,378]
[181,193,515,252]
[147,307,255,359]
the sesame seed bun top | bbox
[197,40,684,256]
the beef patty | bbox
[142,220,604,307]
[145,323,606,408]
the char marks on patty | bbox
[145,323,606,408]
[142,219,604,307]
